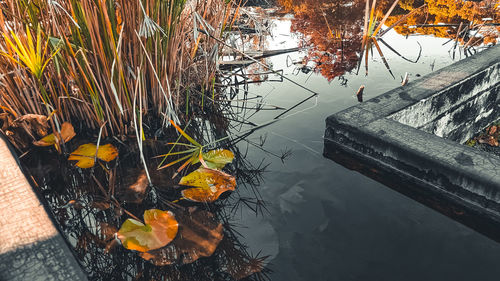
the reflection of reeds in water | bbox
[16,67,286,279]
[357,0,425,78]
[21,121,273,280]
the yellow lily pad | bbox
[139,208,223,265]
[193,149,234,169]
[179,167,236,202]
[68,143,118,168]
[117,209,179,252]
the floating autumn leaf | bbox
[33,122,75,147]
[477,135,499,147]
[15,114,49,137]
[68,143,118,168]
[117,209,179,253]
[179,167,236,202]
[193,149,235,169]
[140,208,223,265]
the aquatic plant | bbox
[0,0,240,138]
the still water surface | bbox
[231,8,500,281]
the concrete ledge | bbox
[0,133,87,280]
[324,45,500,228]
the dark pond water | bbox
[226,2,500,281]
[19,1,500,280]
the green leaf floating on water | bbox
[117,209,179,252]
[193,149,234,169]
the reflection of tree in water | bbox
[277,0,367,82]
[387,0,500,46]
[21,116,272,280]
[276,0,499,81]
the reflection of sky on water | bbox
[231,16,500,281]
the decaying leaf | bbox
[117,209,179,252]
[193,149,234,169]
[116,169,149,204]
[16,114,49,136]
[179,167,236,202]
[0,113,49,149]
[477,135,499,147]
[68,143,118,168]
[33,122,75,147]
[140,208,223,265]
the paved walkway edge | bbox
[0,132,88,281]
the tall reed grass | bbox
[0,0,239,136]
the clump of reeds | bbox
[0,0,240,137]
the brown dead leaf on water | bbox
[140,207,224,265]
[477,135,499,147]
[0,113,52,149]
[99,222,118,254]
[116,169,149,203]
[33,122,75,147]
[16,114,50,137]
[128,171,149,199]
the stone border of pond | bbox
[0,132,88,281]
[324,45,500,231]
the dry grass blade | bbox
[377,4,427,38]
[372,0,400,37]
[0,0,236,136]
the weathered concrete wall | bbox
[0,134,88,280]
[389,61,500,143]
[324,45,500,228]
